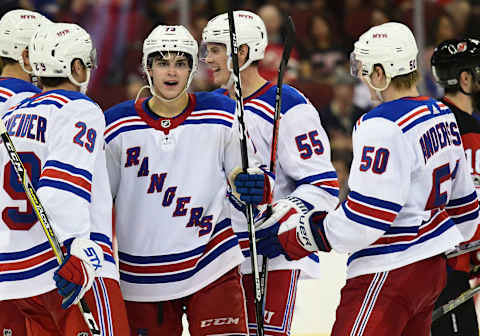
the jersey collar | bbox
[135,94,196,134]
[223,81,275,103]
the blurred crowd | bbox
[2,0,480,196]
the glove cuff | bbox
[309,211,332,252]
[70,238,104,274]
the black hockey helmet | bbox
[431,38,480,89]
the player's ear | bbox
[459,70,472,92]
[371,64,385,81]
[71,59,86,81]
[22,48,32,72]
[239,44,249,65]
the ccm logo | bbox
[200,317,239,327]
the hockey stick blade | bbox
[261,15,296,313]
[0,120,101,335]
[445,239,480,259]
[227,5,265,336]
[431,284,480,322]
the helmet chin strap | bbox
[364,75,391,102]
[19,58,33,75]
[68,69,91,94]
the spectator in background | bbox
[319,68,367,152]
[258,4,299,83]
[423,12,456,98]
[299,14,347,83]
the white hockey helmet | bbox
[0,9,51,73]
[142,25,198,100]
[350,22,418,91]
[29,23,96,94]
[202,10,268,71]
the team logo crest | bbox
[161,119,171,128]
[3,329,12,336]
[77,333,89,336]
[457,42,467,52]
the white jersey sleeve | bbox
[105,133,121,198]
[278,102,338,210]
[37,99,105,242]
[325,118,411,253]
[445,143,479,242]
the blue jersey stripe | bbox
[90,232,113,248]
[347,218,455,265]
[447,191,478,207]
[28,100,64,109]
[342,202,391,231]
[295,171,338,187]
[120,237,238,283]
[0,241,51,261]
[349,191,402,212]
[105,124,151,144]
[38,179,91,202]
[0,260,58,282]
[401,108,451,133]
[182,119,232,127]
[315,185,339,197]
[245,106,274,124]
[451,210,480,225]
[44,160,92,181]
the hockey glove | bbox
[230,167,272,205]
[53,238,104,309]
[256,197,331,260]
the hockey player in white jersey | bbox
[0,22,130,335]
[105,24,271,336]
[255,22,480,335]
[0,9,51,113]
[0,9,51,336]
[202,10,339,336]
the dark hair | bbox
[1,56,17,66]
[146,51,193,69]
[39,77,69,87]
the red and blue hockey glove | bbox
[256,197,331,260]
[231,167,272,205]
[53,238,104,309]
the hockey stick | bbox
[445,239,480,259]
[0,119,101,335]
[431,284,480,322]
[260,15,296,314]
[227,7,265,336]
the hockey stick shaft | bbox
[445,239,480,259]
[227,6,264,336]
[260,15,296,312]
[431,284,480,322]
[0,120,100,335]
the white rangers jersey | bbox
[324,96,480,279]
[0,77,41,248]
[0,89,118,300]
[105,92,255,301]
[0,77,40,114]
[215,82,339,278]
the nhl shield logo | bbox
[161,119,171,128]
